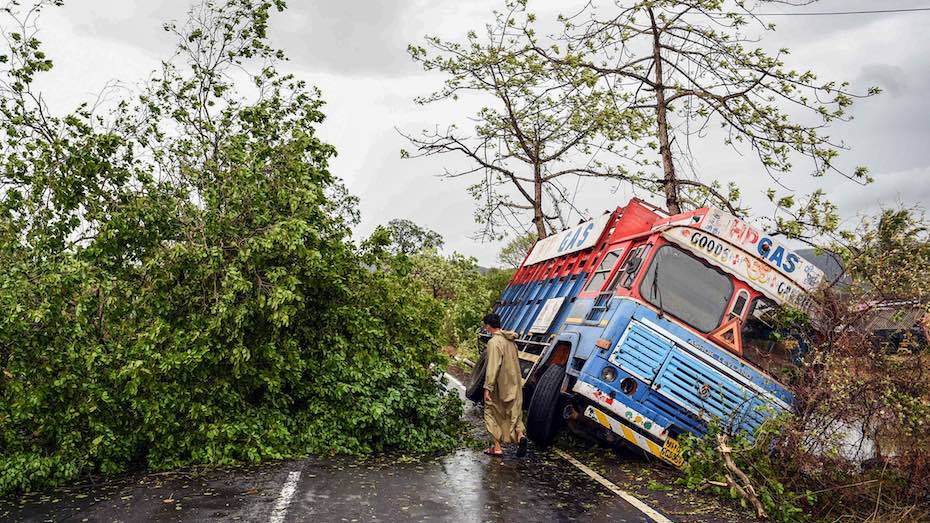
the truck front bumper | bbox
[572,381,685,468]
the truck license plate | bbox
[660,438,685,468]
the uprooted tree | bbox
[0,0,461,495]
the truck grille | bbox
[609,321,674,383]
[610,320,772,436]
[653,349,769,434]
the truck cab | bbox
[477,199,824,467]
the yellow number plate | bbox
[660,438,685,468]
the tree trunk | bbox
[649,8,680,215]
[533,161,548,239]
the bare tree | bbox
[403,4,648,240]
[532,0,877,215]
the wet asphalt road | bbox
[284,447,651,522]
[3,374,750,523]
[3,404,658,522]
[3,449,654,522]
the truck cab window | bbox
[585,249,623,291]
[730,290,750,320]
[741,298,798,380]
[614,245,649,290]
[639,245,733,333]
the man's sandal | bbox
[483,448,504,457]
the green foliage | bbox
[483,267,516,305]
[766,306,812,344]
[837,207,930,302]
[497,233,536,268]
[396,248,515,364]
[770,189,843,242]
[384,218,444,255]
[0,0,461,496]
[402,250,495,349]
[678,420,813,523]
[646,479,672,492]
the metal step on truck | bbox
[466,199,824,468]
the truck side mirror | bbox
[619,255,642,289]
[624,256,641,273]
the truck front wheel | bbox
[526,364,565,446]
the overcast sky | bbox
[30,0,930,266]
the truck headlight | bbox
[601,366,618,383]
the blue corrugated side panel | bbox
[500,279,538,333]
[497,283,521,330]
[495,273,590,337]
[497,282,518,329]
[513,279,546,334]
[500,281,536,332]
[505,283,532,329]
[514,280,547,334]
[496,284,515,323]
[546,274,587,335]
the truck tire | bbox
[526,364,565,447]
[465,351,488,403]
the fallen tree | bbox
[0,0,462,496]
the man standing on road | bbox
[482,313,528,458]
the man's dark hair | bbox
[483,313,502,329]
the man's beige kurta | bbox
[484,331,525,443]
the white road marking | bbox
[268,470,301,523]
[445,370,673,522]
[443,372,468,401]
[555,449,675,523]
[444,372,465,389]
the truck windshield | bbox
[639,245,733,332]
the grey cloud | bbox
[44,0,930,266]
[756,0,930,39]
[271,1,424,76]
[834,167,930,223]
[68,0,429,77]
[70,1,186,57]
[858,64,907,97]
